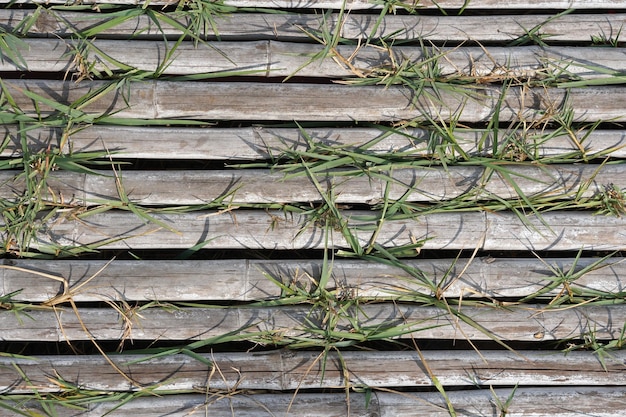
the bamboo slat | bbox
[2,125,625,160]
[3,257,623,303]
[4,10,625,43]
[4,210,624,252]
[10,389,626,417]
[3,0,624,10]
[1,350,623,393]
[2,164,623,206]
[0,303,624,342]
[3,79,626,122]
[4,39,625,82]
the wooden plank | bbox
[1,79,154,120]
[332,44,626,80]
[3,257,623,303]
[12,393,379,417]
[4,39,625,82]
[2,125,625,160]
[0,39,270,76]
[4,10,625,43]
[155,82,626,122]
[4,79,626,122]
[0,303,625,342]
[8,388,626,417]
[4,210,624,252]
[3,0,624,10]
[1,350,624,393]
[1,164,623,206]
[483,212,626,252]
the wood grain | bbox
[3,257,623,302]
[3,9,624,44]
[4,209,624,252]
[1,164,623,206]
[2,125,625,160]
[12,389,626,417]
[4,79,626,122]
[0,303,624,342]
[1,350,623,393]
[3,39,624,82]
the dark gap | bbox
[363,40,624,48]
[2,247,620,262]
[342,8,626,16]
[272,385,513,394]
[15,33,618,47]
[0,71,339,84]
[0,248,330,261]
[6,1,625,14]
[0,338,570,357]
[111,158,228,170]
[51,294,581,310]
[0,119,623,139]
[31,4,626,16]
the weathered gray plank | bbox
[3,0,624,10]
[3,39,625,82]
[1,350,624,393]
[3,257,623,303]
[9,393,379,417]
[155,83,626,122]
[9,388,626,417]
[3,79,626,122]
[5,9,625,43]
[1,164,623,206]
[1,39,270,75]
[0,303,624,342]
[4,210,624,252]
[2,125,625,160]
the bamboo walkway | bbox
[0,1,625,416]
